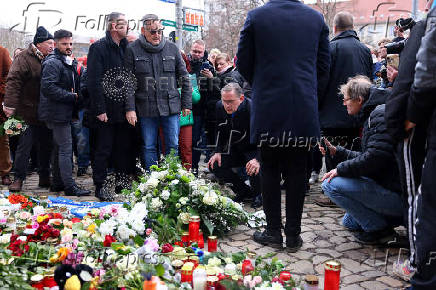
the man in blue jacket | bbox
[39,29,90,197]
[236,0,330,251]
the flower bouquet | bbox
[1,117,28,136]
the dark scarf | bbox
[138,34,166,53]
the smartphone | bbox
[200,62,212,71]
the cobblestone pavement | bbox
[1,169,411,289]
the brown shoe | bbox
[9,179,23,192]
[314,196,339,208]
[1,175,12,186]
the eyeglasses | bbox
[148,29,164,35]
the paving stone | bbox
[301,231,317,243]
[336,242,362,252]
[312,255,331,265]
[376,276,404,288]
[289,250,314,260]
[307,224,325,231]
[343,274,370,284]
[338,258,372,273]
[228,240,249,247]
[361,270,387,278]
[316,230,333,239]
[329,235,348,244]
[341,285,365,290]
[287,260,314,275]
[230,233,251,241]
[315,248,343,259]
[313,239,332,248]
[219,244,241,254]
[324,223,344,231]
[360,280,392,290]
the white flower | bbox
[130,202,148,220]
[99,220,116,237]
[0,198,10,206]
[33,206,45,216]
[61,229,73,243]
[150,198,163,211]
[176,203,181,209]
[117,224,135,241]
[178,212,190,224]
[138,183,147,193]
[0,234,12,244]
[271,282,285,290]
[180,197,189,206]
[90,208,100,216]
[129,219,145,235]
[171,179,180,185]
[19,211,31,220]
[161,190,171,201]
[203,191,218,206]
[145,178,159,188]
[192,189,203,196]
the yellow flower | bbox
[50,247,71,263]
[87,224,96,234]
[43,214,50,220]
[37,216,44,223]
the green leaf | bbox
[155,264,165,277]
[231,252,246,264]
[81,281,91,290]
[94,219,103,227]
[202,217,215,236]
[72,222,84,232]
[134,235,144,246]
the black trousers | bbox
[91,122,136,186]
[411,147,436,289]
[13,124,52,180]
[260,146,309,237]
[211,150,261,198]
[321,127,361,171]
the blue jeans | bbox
[322,177,403,232]
[139,114,179,170]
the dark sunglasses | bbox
[148,29,164,35]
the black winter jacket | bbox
[189,54,213,119]
[385,21,427,142]
[39,49,80,123]
[86,31,128,124]
[335,88,401,193]
[319,30,373,129]
[409,8,436,149]
[214,98,257,161]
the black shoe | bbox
[95,185,111,201]
[50,184,65,192]
[251,195,263,208]
[65,184,91,197]
[38,176,51,188]
[77,167,87,177]
[353,228,397,245]
[314,197,339,208]
[253,230,283,249]
[286,235,303,253]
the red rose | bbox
[71,218,81,223]
[53,213,63,219]
[161,243,174,253]
[103,235,116,247]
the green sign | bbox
[161,19,176,28]
[183,24,198,32]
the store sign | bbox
[184,8,205,27]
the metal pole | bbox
[412,0,417,19]
[176,0,183,49]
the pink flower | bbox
[144,237,159,252]
[110,206,118,216]
[0,219,7,224]
[31,223,39,229]
[146,228,152,236]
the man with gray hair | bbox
[207,83,261,207]
[87,12,135,200]
[125,15,192,170]
[316,11,373,207]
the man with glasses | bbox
[125,14,192,170]
[87,12,135,200]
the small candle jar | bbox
[246,251,256,267]
[181,262,194,283]
[208,236,217,252]
[324,260,341,290]
[241,259,254,276]
[182,232,191,247]
[279,271,292,282]
[304,275,319,290]
[198,230,204,249]
[193,266,207,290]
[189,216,200,242]
[207,276,218,289]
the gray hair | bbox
[106,12,125,31]
[339,75,371,101]
[141,14,159,27]
[221,83,243,97]
[334,11,354,31]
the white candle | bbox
[193,267,207,290]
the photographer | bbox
[380,18,416,58]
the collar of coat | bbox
[138,34,166,53]
[331,30,359,42]
[46,49,78,68]
[29,43,45,62]
[105,31,128,49]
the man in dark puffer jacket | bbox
[321,75,403,245]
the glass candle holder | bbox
[181,262,194,283]
[207,236,217,252]
[182,232,191,247]
[189,216,200,242]
[324,260,341,290]
[198,230,204,249]
[242,259,254,276]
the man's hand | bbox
[318,137,336,156]
[387,65,398,83]
[97,113,108,122]
[126,111,137,126]
[246,159,260,176]
[182,109,191,117]
[404,120,416,132]
[321,168,338,183]
[208,153,221,170]
[200,69,213,79]
[2,106,15,118]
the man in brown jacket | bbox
[0,46,12,186]
[3,26,54,192]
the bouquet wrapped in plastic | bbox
[1,117,28,136]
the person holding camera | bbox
[39,29,90,197]
[321,75,403,245]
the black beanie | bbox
[33,26,54,45]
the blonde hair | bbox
[215,53,231,64]
[339,75,372,101]
[209,48,221,56]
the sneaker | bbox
[286,235,303,253]
[253,230,283,249]
[64,184,91,197]
[308,171,319,185]
[314,196,339,208]
[353,228,397,245]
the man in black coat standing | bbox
[87,12,135,200]
[237,0,330,251]
[39,29,90,197]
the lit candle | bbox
[207,236,217,252]
[182,232,191,247]
[189,216,200,242]
[193,266,207,290]
[324,260,341,290]
[181,262,194,283]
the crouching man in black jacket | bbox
[321,76,403,245]
[39,30,90,197]
[207,83,261,208]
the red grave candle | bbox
[198,230,204,249]
[324,260,341,290]
[208,236,217,252]
[189,216,200,242]
[181,232,190,247]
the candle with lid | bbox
[304,275,319,290]
[324,260,341,290]
[208,236,217,252]
[181,262,195,283]
[182,232,191,247]
[189,216,200,242]
[193,266,207,290]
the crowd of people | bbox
[0,0,435,288]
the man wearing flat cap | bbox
[3,26,55,192]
